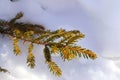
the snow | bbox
[1,0,120,80]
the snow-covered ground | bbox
[1,0,120,80]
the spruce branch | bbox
[0,12,97,76]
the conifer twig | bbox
[0,12,97,76]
